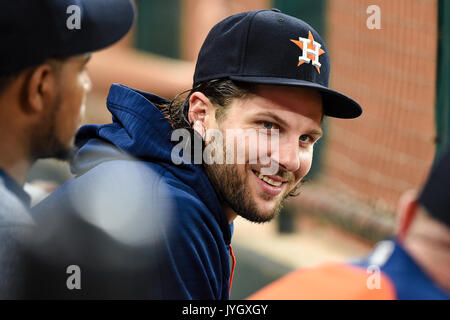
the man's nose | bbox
[273,139,301,173]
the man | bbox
[0,0,135,298]
[32,9,362,299]
[249,150,450,300]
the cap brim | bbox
[229,76,362,119]
[60,0,135,57]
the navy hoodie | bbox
[31,84,234,299]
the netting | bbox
[320,0,437,212]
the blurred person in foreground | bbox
[0,0,134,298]
[249,149,450,300]
[32,9,362,299]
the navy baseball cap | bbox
[418,149,450,228]
[0,0,135,74]
[194,9,362,119]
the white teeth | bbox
[256,172,282,187]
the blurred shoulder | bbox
[0,181,33,227]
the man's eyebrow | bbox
[254,111,323,136]
[306,128,323,137]
[254,111,289,128]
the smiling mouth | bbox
[251,169,285,187]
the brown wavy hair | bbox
[156,79,256,130]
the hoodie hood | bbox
[74,84,175,167]
[72,84,232,244]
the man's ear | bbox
[188,92,213,136]
[22,63,56,114]
[396,189,419,242]
[188,92,211,123]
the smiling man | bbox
[189,84,324,224]
[32,9,362,299]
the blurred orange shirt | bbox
[247,263,396,300]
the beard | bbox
[31,92,75,162]
[204,162,284,223]
[202,137,299,224]
[44,142,76,162]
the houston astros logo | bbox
[290,31,325,74]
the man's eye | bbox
[299,134,312,143]
[262,121,275,129]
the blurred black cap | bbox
[418,149,450,228]
[0,0,135,74]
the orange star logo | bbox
[290,30,325,73]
